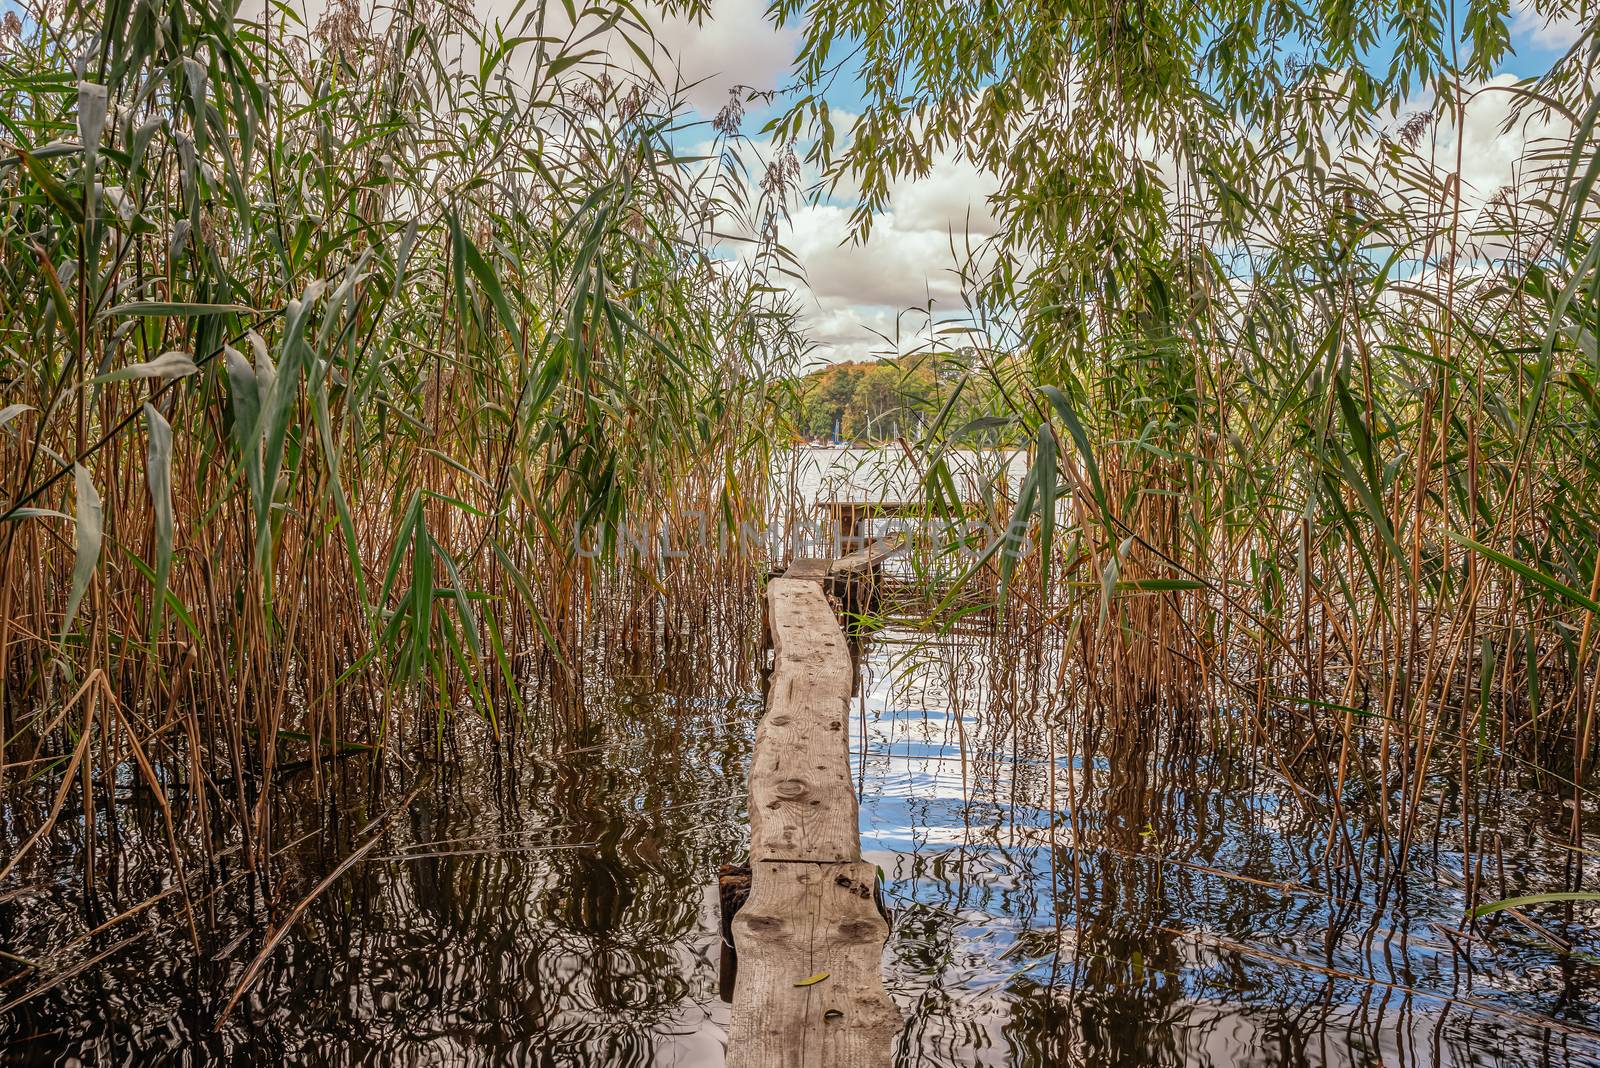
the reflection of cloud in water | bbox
[5,601,1596,1065]
[855,624,1600,1067]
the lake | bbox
[2,449,1596,1065]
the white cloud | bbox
[783,67,1584,364]
[1509,0,1588,52]
[1456,79,1574,198]
[691,124,1001,363]
[767,179,1002,363]
[481,0,797,115]
[1384,75,1576,235]
[785,204,973,307]
[255,0,800,117]
[886,157,1001,236]
[644,0,799,114]
[792,297,969,365]
[801,303,901,355]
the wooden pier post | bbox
[726,576,901,1068]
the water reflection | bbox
[859,627,1600,1068]
[3,610,1598,1065]
[1,676,753,1065]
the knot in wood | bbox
[774,777,810,800]
[833,874,872,898]
[736,913,786,940]
[836,918,881,943]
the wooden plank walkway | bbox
[825,533,905,608]
[727,575,900,1067]
[827,531,906,577]
[783,533,906,600]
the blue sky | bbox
[628,0,1585,364]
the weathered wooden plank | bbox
[818,498,973,552]
[782,557,833,582]
[816,499,949,520]
[727,860,900,1068]
[827,532,906,580]
[750,578,858,863]
[729,578,900,1067]
[824,534,904,618]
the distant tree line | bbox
[789,350,1022,444]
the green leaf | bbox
[1035,424,1058,590]
[1040,386,1109,519]
[20,150,83,225]
[77,81,108,173]
[62,464,103,639]
[145,404,174,640]
[94,350,197,383]
[0,403,35,433]
[1448,533,1600,616]
[104,301,254,317]
[1116,578,1206,591]
[450,213,523,351]
[3,508,70,521]
[1472,892,1600,918]
[223,344,260,457]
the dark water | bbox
[1,675,752,1064]
[3,623,1599,1066]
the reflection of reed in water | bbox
[1039,710,1187,1067]
[865,615,1600,1068]
[0,614,759,1065]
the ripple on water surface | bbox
[2,621,1597,1066]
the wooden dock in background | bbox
[726,573,900,1067]
[783,533,906,615]
[818,498,973,552]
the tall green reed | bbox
[0,0,803,877]
[775,0,1600,904]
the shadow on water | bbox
[4,594,1600,1065]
